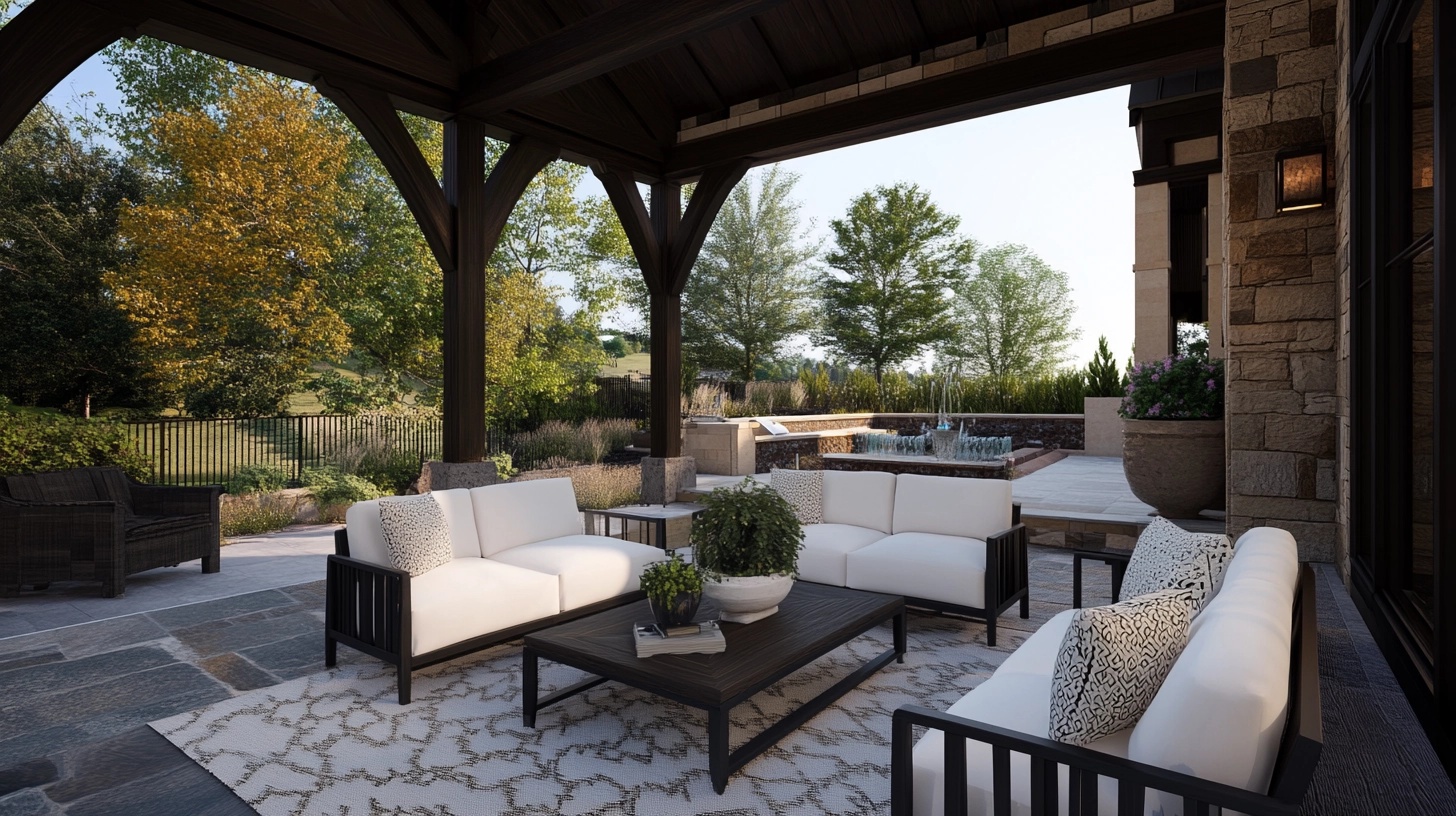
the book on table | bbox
[633,620,726,657]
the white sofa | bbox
[783,471,1028,645]
[891,526,1323,816]
[325,477,667,703]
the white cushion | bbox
[377,495,453,577]
[845,532,985,608]
[892,474,1013,540]
[470,478,583,557]
[345,488,480,567]
[911,671,1128,816]
[489,534,666,610]
[821,470,896,532]
[1129,527,1300,803]
[1119,517,1233,613]
[1049,589,1192,745]
[796,523,888,586]
[770,468,823,524]
[995,609,1075,677]
[407,558,560,656]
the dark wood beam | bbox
[317,78,455,271]
[458,0,790,117]
[386,0,472,69]
[668,159,750,294]
[647,180,684,458]
[441,127,558,462]
[488,109,664,174]
[665,4,1225,178]
[0,0,138,146]
[593,165,661,281]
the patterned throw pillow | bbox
[771,468,823,525]
[377,494,454,577]
[1048,589,1193,745]
[1118,516,1234,613]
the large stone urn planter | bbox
[1122,419,1224,518]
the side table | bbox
[1072,548,1131,608]
[583,502,705,552]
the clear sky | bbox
[41,48,1139,372]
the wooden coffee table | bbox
[522,582,907,793]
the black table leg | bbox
[709,706,729,794]
[1111,561,1127,601]
[1072,552,1084,609]
[522,646,538,728]
[894,610,907,663]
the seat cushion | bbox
[125,514,211,539]
[377,494,454,577]
[407,558,560,656]
[845,532,986,609]
[796,523,888,586]
[344,488,480,568]
[821,470,896,532]
[911,671,1129,816]
[770,468,823,525]
[1048,589,1192,745]
[1119,516,1233,613]
[489,534,666,610]
[891,473,1013,540]
[471,478,583,557]
[994,608,1075,677]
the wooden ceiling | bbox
[21,0,1225,179]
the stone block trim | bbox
[1223,0,1342,562]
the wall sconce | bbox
[1276,147,1327,212]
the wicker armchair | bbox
[0,467,220,598]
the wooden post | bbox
[441,126,557,461]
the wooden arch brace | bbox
[0,0,141,146]
[441,127,559,462]
[593,160,749,456]
[316,79,455,272]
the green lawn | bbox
[600,352,650,377]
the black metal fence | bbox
[126,414,446,487]
[126,376,652,486]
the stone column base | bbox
[641,456,696,505]
[417,461,500,492]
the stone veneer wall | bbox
[1333,0,1352,581]
[1223,0,1341,561]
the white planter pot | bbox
[701,573,794,624]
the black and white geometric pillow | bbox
[1119,516,1234,613]
[377,494,454,577]
[1048,588,1193,746]
[771,468,823,525]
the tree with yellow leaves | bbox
[108,73,350,416]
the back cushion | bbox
[472,477,583,557]
[891,474,1012,540]
[1128,526,1300,800]
[821,470,897,532]
[344,488,480,567]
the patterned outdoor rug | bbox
[152,613,1020,815]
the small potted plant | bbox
[690,478,804,623]
[639,552,704,629]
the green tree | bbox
[602,336,628,359]
[817,183,974,384]
[1085,335,1127,398]
[682,165,819,381]
[0,104,155,415]
[948,243,1079,379]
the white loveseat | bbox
[325,477,667,703]
[891,526,1323,816]
[782,471,1029,645]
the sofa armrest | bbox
[325,554,410,659]
[127,479,221,519]
[983,522,1029,614]
[0,497,126,596]
[890,705,1302,816]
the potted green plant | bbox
[1119,354,1225,518]
[639,552,704,629]
[690,477,804,623]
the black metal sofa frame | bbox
[890,564,1322,816]
[0,466,220,598]
[325,528,645,705]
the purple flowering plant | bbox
[1118,354,1224,420]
